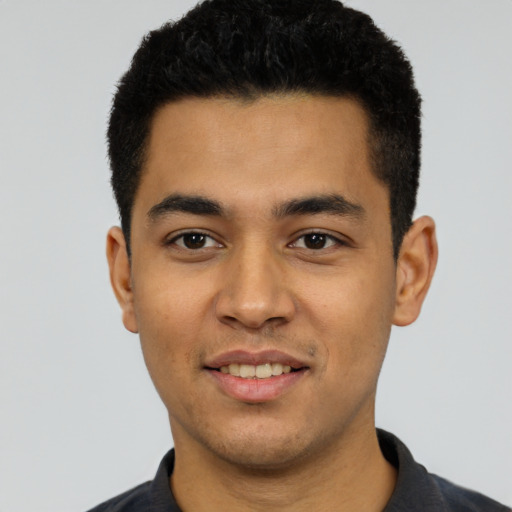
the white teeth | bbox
[239,364,256,378]
[228,363,240,377]
[256,363,272,379]
[271,363,283,375]
[219,362,297,379]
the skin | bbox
[107,95,438,511]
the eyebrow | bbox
[147,193,365,222]
[147,194,224,221]
[273,194,365,220]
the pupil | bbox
[184,233,205,249]
[305,234,326,249]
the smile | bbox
[204,350,310,402]
[218,363,294,379]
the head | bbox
[108,0,421,260]
[106,0,437,478]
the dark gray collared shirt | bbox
[86,430,510,511]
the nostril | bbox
[220,313,281,331]
[214,278,296,329]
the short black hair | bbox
[108,0,421,258]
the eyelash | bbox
[167,231,221,250]
[166,230,345,251]
[289,232,344,250]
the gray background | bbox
[1,1,511,510]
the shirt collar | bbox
[148,429,449,512]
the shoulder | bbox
[84,449,177,512]
[85,481,152,512]
[378,429,511,512]
[430,473,511,512]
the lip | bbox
[204,349,308,369]
[204,350,310,403]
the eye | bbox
[170,232,221,250]
[291,232,341,250]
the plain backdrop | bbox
[1,1,511,510]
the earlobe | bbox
[392,216,438,327]
[106,226,139,333]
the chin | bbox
[200,423,321,471]
[216,444,308,471]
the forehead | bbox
[135,94,386,218]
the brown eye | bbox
[182,233,207,249]
[303,233,327,249]
[290,232,340,250]
[171,232,220,250]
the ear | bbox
[393,216,438,326]
[106,226,138,333]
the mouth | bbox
[204,350,310,402]
[207,362,303,379]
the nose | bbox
[215,243,296,330]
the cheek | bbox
[301,262,395,368]
[134,262,212,333]
[132,275,209,385]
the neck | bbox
[170,424,397,512]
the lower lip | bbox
[207,369,307,403]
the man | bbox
[89,0,510,510]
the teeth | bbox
[219,362,296,379]
[256,363,272,379]
[240,364,256,378]
[228,363,240,377]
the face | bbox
[112,95,408,469]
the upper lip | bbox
[204,349,309,370]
